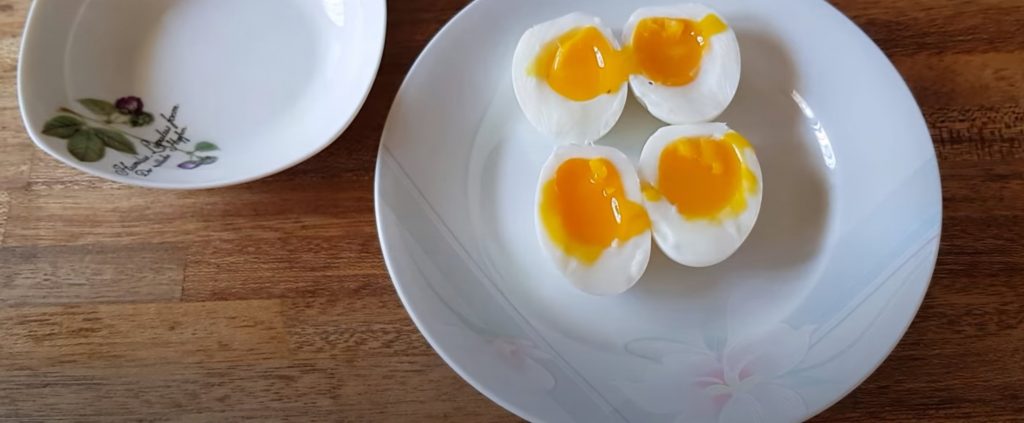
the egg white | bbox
[638,123,762,267]
[623,4,741,124]
[536,144,651,295]
[513,13,628,144]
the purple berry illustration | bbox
[178,160,201,170]
[115,96,144,115]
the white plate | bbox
[376,0,941,422]
[19,0,386,189]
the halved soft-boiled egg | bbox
[623,4,741,124]
[537,144,651,295]
[513,13,629,144]
[639,123,762,267]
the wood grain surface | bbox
[1,0,1021,421]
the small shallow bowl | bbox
[18,0,386,189]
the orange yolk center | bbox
[630,15,727,87]
[643,131,757,220]
[528,15,728,101]
[529,26,630,102]
[540,158,650,264]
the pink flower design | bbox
[622,325,812,423]
[434,324,556,393]
[491,337,556,389]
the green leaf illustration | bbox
[78,98,117,117]
[41,115,84,139]
[194,141,219,152]
[130,111,154,127]
[67,128,106,162]
[93,127,137,155]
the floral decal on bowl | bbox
[41,96,220,177]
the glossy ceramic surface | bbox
[19,0,386,189]
[377,0,941,421]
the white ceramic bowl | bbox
[376,0,942,421]
[18,0,386,189]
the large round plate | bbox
[375,0,941,421]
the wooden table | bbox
[1,0,1021,421]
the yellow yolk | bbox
[629,14,727,87]
[646,131,757,220]
[540,158,650,264]
[527,15,728,101]
[528,26,629,102]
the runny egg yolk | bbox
[643,131,757,220]
[541,158,650,264]
[630,14,727,87]
[528,15,728,101]
[528,26,629,102]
